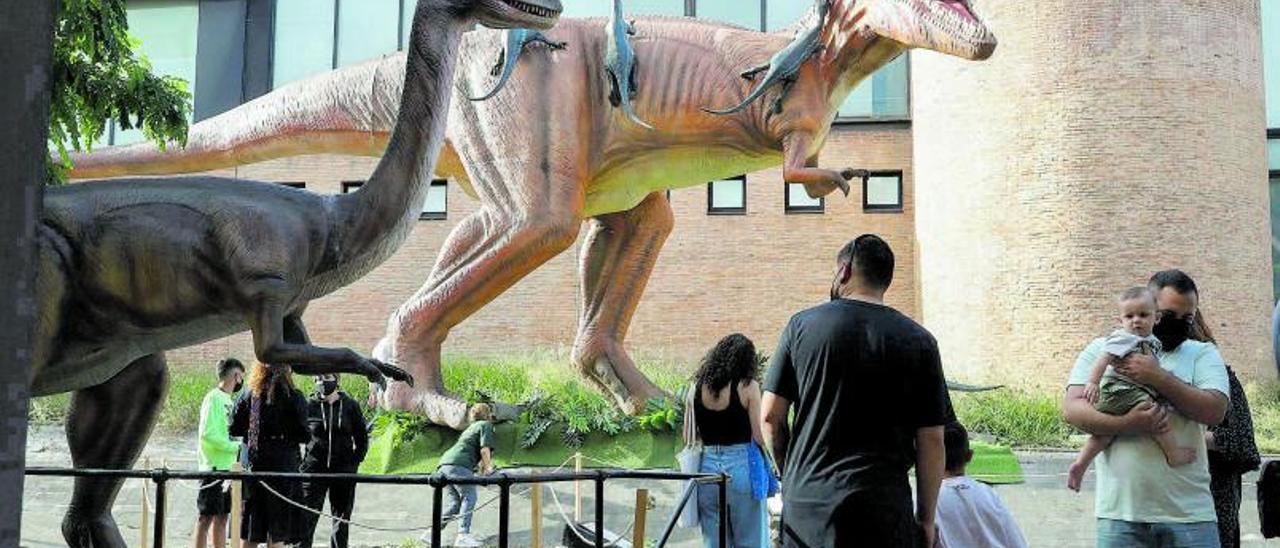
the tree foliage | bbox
[47,0,191,182]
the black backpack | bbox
[1259,460,1280,538]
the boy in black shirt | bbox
[762,234,953,548]
[297,374,368,548]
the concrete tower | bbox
[912,1,1273,388]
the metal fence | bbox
[24,466,728,548]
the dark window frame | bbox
[341,181,364,194]
[784,182,824,214]
[420,178,448,221]
[707,175,747,216]
[280,181,307,189]
[863,170,904,213]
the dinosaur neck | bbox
[816,7,908,119]
[334,6,466,265]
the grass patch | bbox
[1246,380,1280,454]
[953,389,1075,448]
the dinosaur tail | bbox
[701,80,772,116]
[467,56,519,102]
[67,55,405,180]
[619,95,655,130]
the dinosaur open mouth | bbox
[938,0,977,23]
[501,0,559,18]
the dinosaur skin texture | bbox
[39,1,560,546]
[468,28,566,101]
[69,0,996,429]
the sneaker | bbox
[453,532,483,547]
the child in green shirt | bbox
[194,358,244,548]
[431,403,495,548]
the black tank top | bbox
[694,380,753,446]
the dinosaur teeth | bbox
[502,0,558,18]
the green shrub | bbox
[952,389,1074,448]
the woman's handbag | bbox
[676,382,702,528]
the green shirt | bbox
[439,421,495,470]
[1068,337,1229,523]
[198,388,241,471]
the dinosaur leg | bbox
[489,50,506,76]
[740,64,770,81]
[628,63,640,100]
[606,69,623,107]
[571,192,671,413]
[383,203,583,427]
[529,35,567,50]
[61,352,169,548]
[782,130,860,198]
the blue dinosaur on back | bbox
[704,0,831,116]
[603,0,654,129]
[469,28,567,102]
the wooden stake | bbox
[140,457,150,548]
[230,462,243,548]
[530,483,542,548]
[633,489,649,548]
[574,453,584,522]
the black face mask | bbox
[1154,313,1191,350]
[319,380,338,396]
[232,380,244,393]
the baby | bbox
[1066,286,1196,492]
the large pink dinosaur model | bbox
[70,0,996,428]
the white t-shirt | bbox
[936,476,1028,548]
[1067,337,1229,523]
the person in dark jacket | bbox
[296,374,369,548]
[230,362,309,548]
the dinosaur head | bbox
[858,0,997,60]
[467,0,562,29]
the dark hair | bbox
[944,421,970,472]
[1147,269,1216,343]
[1118,286,1155,307]
[1148,269,1198,297]
[837,234,894,290]
[695,334,758,392]
[217,358,244,380]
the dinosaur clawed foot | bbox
[381,383,470,430]
[573,353,666,415]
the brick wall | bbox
[169,126,919,374]
[912,0,1274,388]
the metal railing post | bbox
[717,473,728,548]
[594,471,605,548]
[153,470,168,548]
[431,479,443,548]
[498,474,511,548]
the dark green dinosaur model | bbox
[603,0,653,129]
[704,0,831,116]
[468,28,567,101]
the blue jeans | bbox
[697,444,765,548]
[1097,519,1221,548]
[439,464,478,533]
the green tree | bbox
[47,0,191,182]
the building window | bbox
[1269,133,1279,172]
[765,0,811,32]
[111,0,200,146]
[421,179,448,220]
[863,171,903,212]
[1270,168,1280,298]
[563,0,685,17]
[271,0,336,88]
[785,183,823,214]
[708,175,747,215]
[837,54,910,120]
[341,181,364,194]
[337,0,401,67]
[695,0,762,30]
[280,182,307,189]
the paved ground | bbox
[18,426,1280,547]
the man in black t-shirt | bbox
[762,234,953,548]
